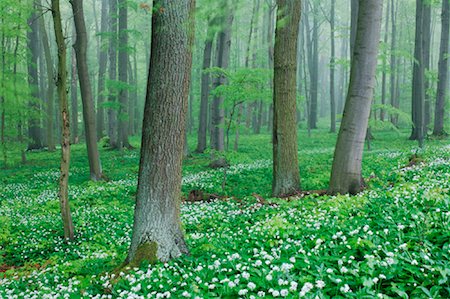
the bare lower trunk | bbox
[71,0,103,181]
[96,0,108,139]
[433,0,449,136]
[52,0,75,240]
[272,0,302,197]
[329,0,383,195]
[126,0,194,265]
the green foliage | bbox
[1,131,449,298]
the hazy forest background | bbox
[0,0,449,298]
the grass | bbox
[0,128,449,298]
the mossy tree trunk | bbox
[126,0,195,265]
[272,0,302,197]
[328,0,383,195]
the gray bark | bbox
[329,0,383,195]
[126,0,194,264]
[118,0,130,149]
[96,0,108,139]
[433,0,449,136]
[108,0,118,147]
[329,0,336,133]
[71,0,103,181]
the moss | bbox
[128,241,158,268]
[113,241,158,276]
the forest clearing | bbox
[1,0,449,298]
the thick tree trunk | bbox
[27,10,43,150]
[71,0,103,181]
[51,0,75,241]
[118,0,130,149]
[126,0,194,265]
[38,4,56,151]
[433,0,449,136]
[196,19,215,153]
[329,0,383,195]
[96,0,108,139]
[272,0,302,197]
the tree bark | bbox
[27,9,43,150]
[433,0,449,136]
[70,26,78,144]
[380,0,390,122]
[390,0,399,125]
[329,0,383,195]
[211,6,234,152]
[96,0,108,139]
[51,0,75,241]
[126,0,194,265]
[196,18,215,153]
[409,0,425,147]
[71,0,103,181]
[118,0,130,149]
[38,4,56,151]
[108,0,118,148]
[272,0,302,197]
[329,0,336,133]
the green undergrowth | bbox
[0,129,449,298]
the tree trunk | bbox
[96,0,108,139]
[329,0,336,133]
[380,0,390,122]
[350,0,358,59]
[27,9,43,150]
[108,0,118,148]
[272,0,302,197]
[433,0,449,136]
[390,0,398,125]
[118,0,130,149]
[71,0,103,181]
[51,0,75,241]
[409,0,425,147]
[126,0,194,265]
[329,0,383,195]
[196,19,215,153]
[38,5,56,151]
[71,26,79,144]
[211,8,233,152]
[422,3,431,133]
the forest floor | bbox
[0,129,449,298]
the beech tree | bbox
[126,0,195,264]
[71,0,103,181]
[433,0,449,136]
[329,0,383,195]
[272,0,302,197]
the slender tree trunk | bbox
[71,26,78,144]
[71,0,103,181]
[267,2,275,133]
[409,0,425,147]
[38,6,56,151]
[329,0,383,195]
[350,0,358,59]
[329,0,336,133]
[390,0,398,125]
[51,0,75,241]
[126,0,194,265]
[433,0,449,136]
[380,0,390,122]
[118,0,130,149]
[272,0,302,197]
[96,0,108,139]
[108,0,118,148]
[211,8,234,153]
[422,3,431,133]
[196,19,215,153]
[27,9,43,150]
